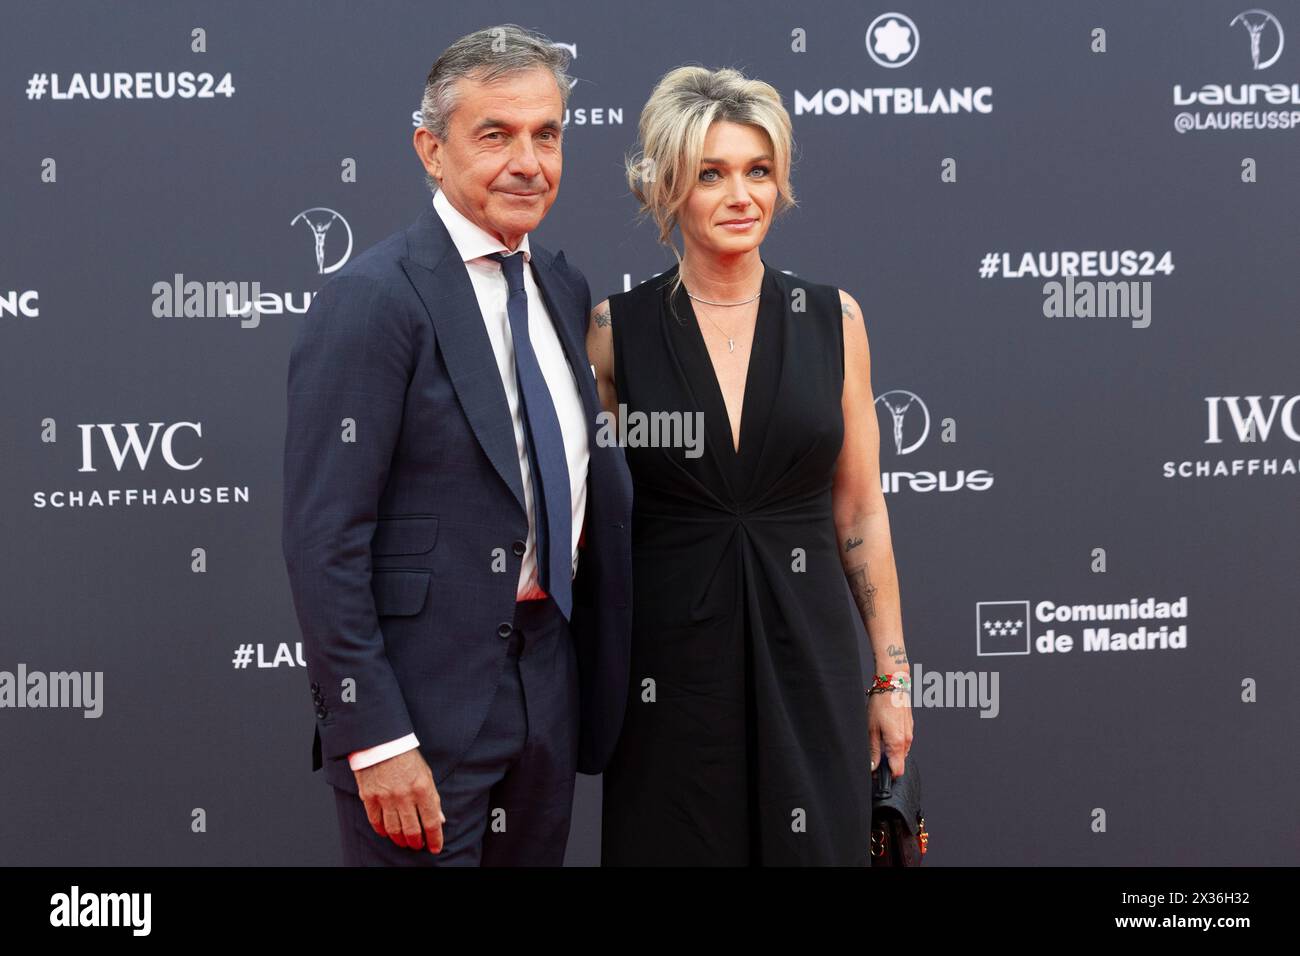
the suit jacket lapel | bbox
[399,205,600,519]
[400,206,526,514]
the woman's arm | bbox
[832,289,908,673]
[832,288,913,771]
[586,298,619,418]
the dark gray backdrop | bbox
[2,1,1296,865]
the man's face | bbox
[414,67,563,251]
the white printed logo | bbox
[866,13,919,69]
[291,207,353,275]
[874,389,930,455]
[1230,9,1284,70]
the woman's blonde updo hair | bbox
[625,65,798,308]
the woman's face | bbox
[678,121,778,260]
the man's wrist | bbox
[348,733,420,771]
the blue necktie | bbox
[488,251,573,621]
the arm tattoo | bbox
[886,643,909,666]
[841,301,855,321]
[593,306,611,328]
[844,536,863,552]
[847,565,878,621]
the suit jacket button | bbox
[498,622,513,638]
[512,540,526,556]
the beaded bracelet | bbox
[868,672,911,695]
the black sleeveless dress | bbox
[600,259,873,866]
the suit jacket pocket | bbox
[371,514,439,556]
[370,569,431,616]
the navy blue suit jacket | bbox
[281,203,632,795]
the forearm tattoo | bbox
[846,565,878,621]
[886,643,909,666]
[844,536,863,551]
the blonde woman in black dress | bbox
[586,66,914,865]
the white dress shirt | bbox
[348,190,590,771]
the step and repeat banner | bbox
[2,2,1296,866]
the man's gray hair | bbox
[419,24,573,193]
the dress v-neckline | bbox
[677,260,773,459]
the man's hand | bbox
[353,748,445,853]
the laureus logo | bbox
[1230,9,1284,70]
[874,389,930,455]
[873,389,993,494]
[291,207,353,275]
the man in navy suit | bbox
[281,24,632,865]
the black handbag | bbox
[870,755,928,866]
